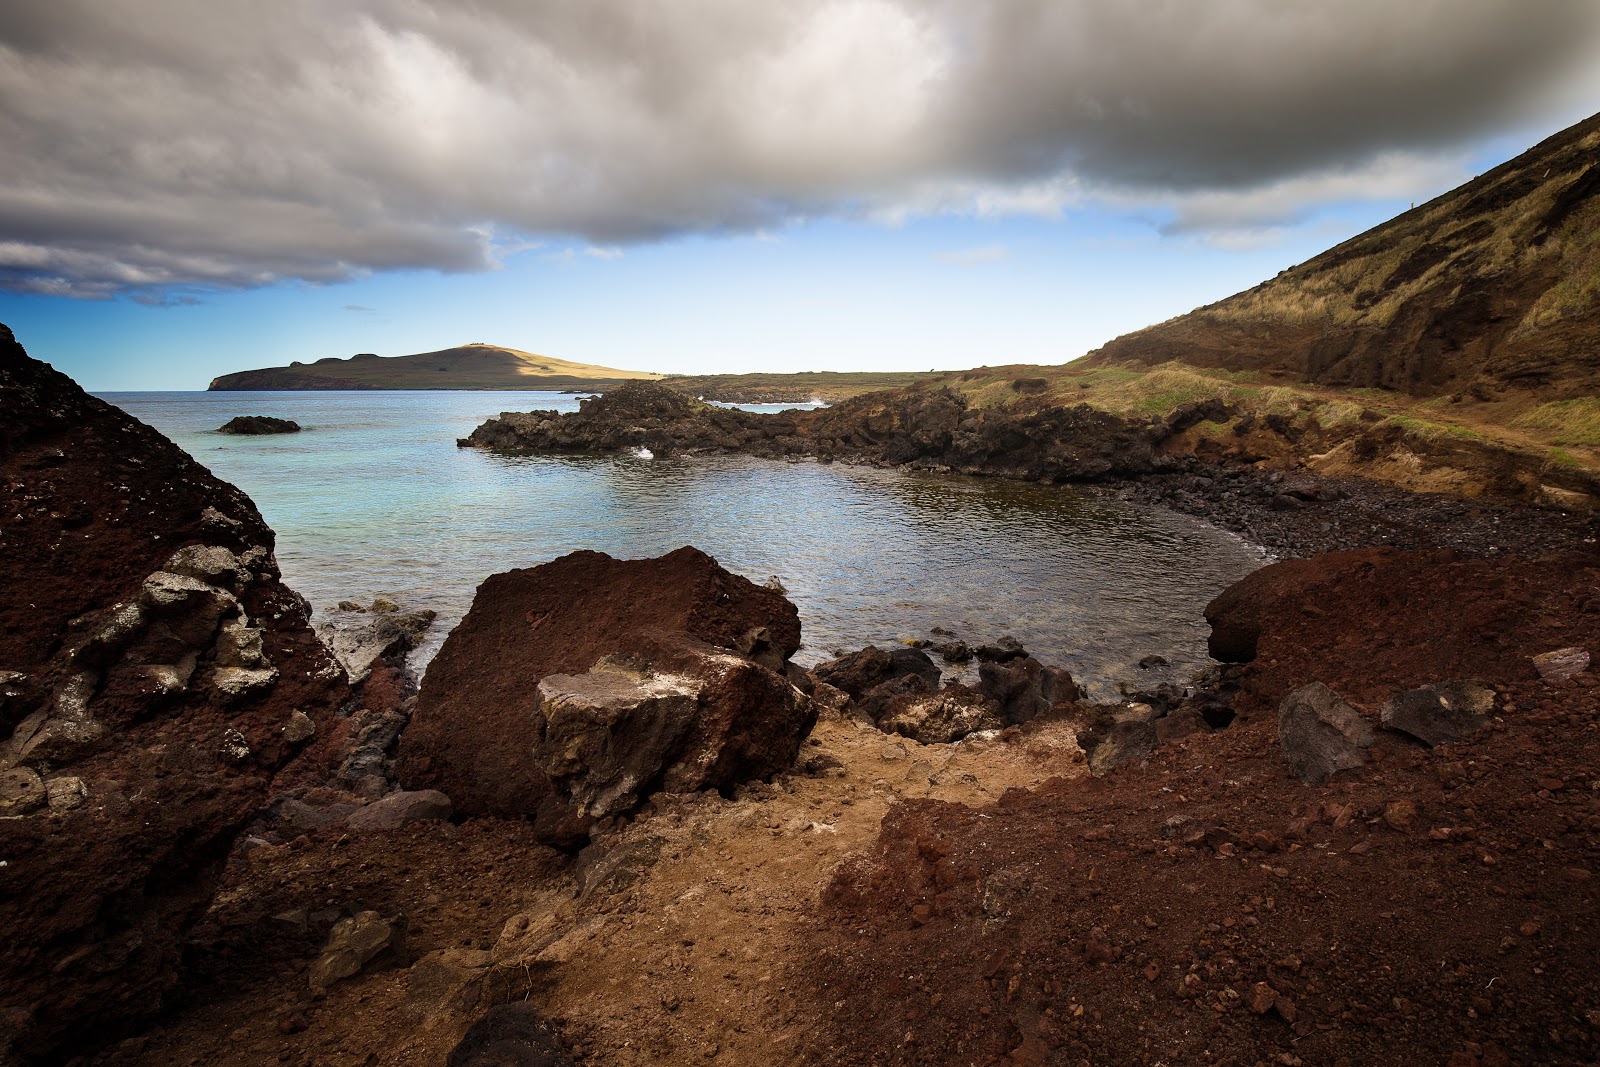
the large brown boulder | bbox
[1202,548,1400,663]
[395,547,813,841]
[1204,546,1600,713]
[0,325,347,1061]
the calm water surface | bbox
[98,391,1265,698]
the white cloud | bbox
[1,0,1597,296]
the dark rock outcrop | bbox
[217,415,301,435]
[815,645,1082,745]
[809,388,1161,480]
[1074,704,1159,775]
[812,646,942,703]
[0,324,347,1061]
[977,655,1080,724]
[459,382,809,457]
[460,379,1166,483]
[395,547,814,842]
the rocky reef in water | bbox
[217,415,301,435]
[462,379,1182,482]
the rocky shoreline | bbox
[4,326,1599,1067]
[464,379,1597,562]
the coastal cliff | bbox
[0,325,350,1061]
[1085,111,1600,402]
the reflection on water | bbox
[99,390,1265,699]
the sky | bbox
[2,1,1599,390]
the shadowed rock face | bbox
[395,547,814,843]
[447,1003,574,1066]
[0,324,348,1061]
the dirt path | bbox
[118,714,1087,1067]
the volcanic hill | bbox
[1086,110,1600,403]
[208,343,662,392]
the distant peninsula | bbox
[209,343,943,402]
[207,342,663,391]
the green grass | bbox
[660,370,939,403]
[1547,448,1582,469]
[1514,397,1600,446]
[1383,415,1485,441]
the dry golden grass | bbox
[1514,397,1600,447]
[1198,160,1600,336]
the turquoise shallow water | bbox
[98,390,1265,698]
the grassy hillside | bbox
[208,343,662,391]
[660,370,941,404]
[1086,110,1600,402]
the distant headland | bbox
[207,342,942,402]
[207,342,664,392]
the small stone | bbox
[283,710,316,743]
[214,621,266,669]
[45,775,87,813]
[1249,982,1277,1014]
[164,544,247,591]
[0,767,48,816]
[308,911,404,994]
[1380,681,1495,747]
[345,790,453,832]
[1383,800,1417,832]
[212,666,278,702]
[143,658,197,695]
[218,727,252,764]
[1279,682,1373,785]
[1532,647,1590,683]
[370,598,401,614]
[200,506,242,529]
[337,600,366,613]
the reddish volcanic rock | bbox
[1205,546,1600,712]
[396,547,812,838]
[0,324,347,1061]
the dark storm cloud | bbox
[2,0,1597,296]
